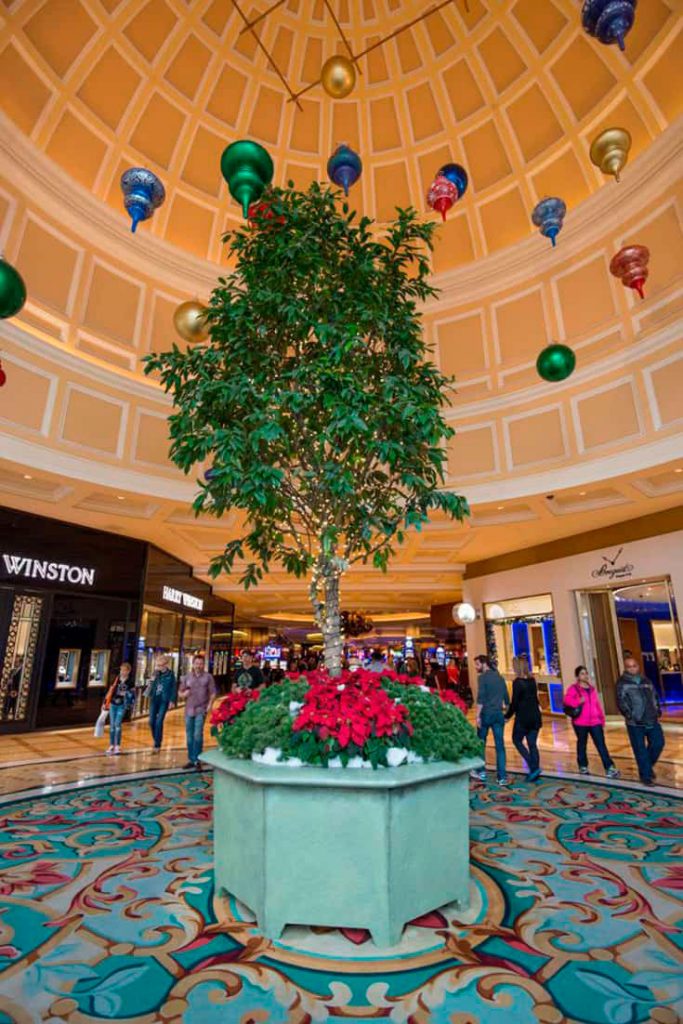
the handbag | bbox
[563,701,581,719]
[93,707,109,738]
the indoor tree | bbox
[145,182,468,675]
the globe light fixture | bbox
[453,602,476,624]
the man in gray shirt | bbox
[179,654,216,769]
[473,654,510,786]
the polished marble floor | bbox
[0,708,680,796]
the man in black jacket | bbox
[615,656,664,786]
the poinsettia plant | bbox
[210,670,480,769]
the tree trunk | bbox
[321,572,343,677]
[309,559,343,677]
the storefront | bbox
[462,516,683,720]
[0,507,234,733]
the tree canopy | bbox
[145,182,468,669]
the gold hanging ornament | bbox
[321,54,356,99]
[590,127,631,182]
[173,300,209,344]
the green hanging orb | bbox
[536,342,576,383]
[0,258,27,319]
[221,140,274,219]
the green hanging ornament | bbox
[221,141,274,219]
[0,258,27,319]
[536,342,576,382]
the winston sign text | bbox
[1,554,96,587]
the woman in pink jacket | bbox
[564,666,620,778]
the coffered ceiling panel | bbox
[0,0,678,269]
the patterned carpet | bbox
[0,772,681,1023]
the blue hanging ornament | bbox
[120,168,165,233]
[581,0,637,51]
[437,163,468,201]
[531,197,566,247]
[327,143,362,196]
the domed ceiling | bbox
[1,0,681,270]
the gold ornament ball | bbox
[590,127,631,182]
[321,54,356,99]
[173,300,209,343]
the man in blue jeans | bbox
[179,654,217,769]
[616,655,665,786]
[473,654,510,786]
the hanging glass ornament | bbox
[120,168,165,233]
[531,197,566,247]
[173,300,209,343]
[590,127,631,181]
[536,343,576,383]
[581,0,637,51]
[0,359,6,387]
[437,163,468,201]
[0,258,27,319]
[427,175,458,222]
[221,140,274,219]
[321,54,356,99]
[327,143,362,196]
[610,244,649,299]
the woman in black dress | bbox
[505,655,542,782]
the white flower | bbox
[386,747,408,768]
[337,684,346,691]
[406,750,425,764]
[289,701,304,715]
[419,685,430,693]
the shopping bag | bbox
[93,708,108,738]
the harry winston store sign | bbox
[1,553,97,587]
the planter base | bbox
[202,751,483,946]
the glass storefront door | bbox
[575,575,683,717]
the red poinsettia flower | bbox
[291,671,412,750]
[438,689,468,713]
[210,689,260,726]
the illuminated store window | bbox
[0,594,43,723]
[484,594,563,714]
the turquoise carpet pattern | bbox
[0,773,681,1023]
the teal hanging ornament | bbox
[437,163,468,201]
[536,343,576,382]
[120,168,165,233]
[327,143,362,196]
[0,258,27,319]
[532,197,566,247]
[221,141,274,219]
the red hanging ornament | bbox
[0,359,6,387]
[427,175,458,222]
[610,244,650,300]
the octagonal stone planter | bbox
[201,750,483,946]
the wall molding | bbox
[1,112,681,307]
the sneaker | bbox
[579,766,590,775]
[105,746,114,756]
[497,777,511,787]
[113,746,121,756]
[183,760,195,770]
[641,777,655,786]
[606,766,620,778]
[151,747,160,754]
[470,769,486,782]
[528,769,542,782]
[194,762,203,770]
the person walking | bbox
[504,657,542,782]
[235,652,264,691]
[564,666,620,779]
[147,654,177,753]
[179,654,216,769]
[616,655,664,786]
[103,662,135,755]
[472,654,510,786]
